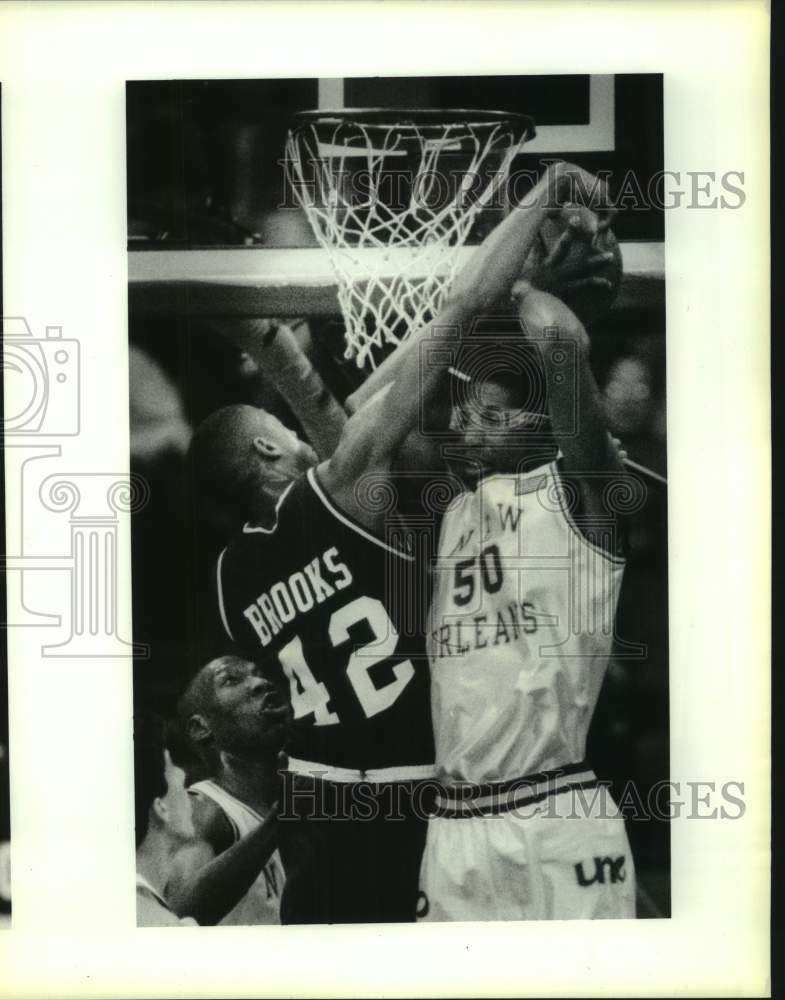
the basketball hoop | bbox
[285,108,535,368]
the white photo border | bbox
[0,1,770,997]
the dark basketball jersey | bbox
[216,466,435,777]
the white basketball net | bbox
[285,114,532,368]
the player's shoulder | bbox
[242,476,304,536]
[213,481,308,642]
[188,787,236,852]
[550,457,627,562]
[221,476,307,561]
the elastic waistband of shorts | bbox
[433,762,599,818]
[286,756,436,784]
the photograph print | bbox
[126,73,669,927]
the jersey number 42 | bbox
[278,596,414,725]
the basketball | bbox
[524,212,623,326]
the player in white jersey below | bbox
[166,655,289,925]
[134,710,280,926]
[351,162,636,920]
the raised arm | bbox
[321,166,592,524]
[166,797,279,926]
[216,318,347,460]
[346,161,613,415]
[515,283,623,528]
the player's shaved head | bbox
[177,654,244,761]
[178,657,225,725]
[191,404,259,475]
[177,659,220,762]
[189,404,317,533]
[178,655,288,761]
[189,405,268,519]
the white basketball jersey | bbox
[428,461,625,786]
[189,780,284,925]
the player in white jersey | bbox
[186,777,285,925]
[349,162,635,921]
[167,655,288,924]
[415,284,635,921]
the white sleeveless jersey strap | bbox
[189,779,265,840]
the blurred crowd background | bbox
[127,76,669,916]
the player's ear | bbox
[187,713,212,745]
[151,796,168,827]
[252,436,283,460]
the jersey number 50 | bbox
[277,596,414,725]
[453,544,503,606]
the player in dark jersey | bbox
[191,394,436,923]
[189,165,600,923]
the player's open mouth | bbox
[258,689,290,717]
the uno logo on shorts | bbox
[574,855,627,887]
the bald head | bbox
[177,654,245,759]
[178,656,225,724]
[188,404,317,532]
[178,655,289,760]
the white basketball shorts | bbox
[417,763,636,922]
